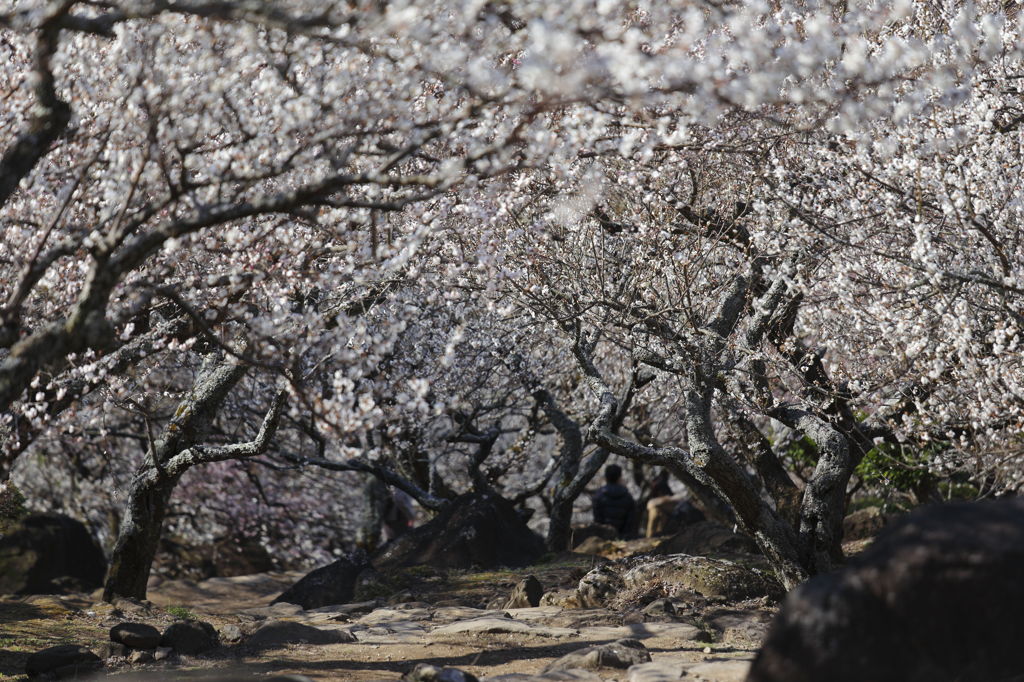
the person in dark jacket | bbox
[592,464,636,538]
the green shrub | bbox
[166,606,196,621]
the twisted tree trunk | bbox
[104,355,285,601]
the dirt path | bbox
[3,562,770,681]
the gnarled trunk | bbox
[102,355,248,602]
[102,470,180,601]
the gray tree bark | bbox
[103,356,286,601]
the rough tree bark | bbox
[103,355,286,601]
[536,365,649,552]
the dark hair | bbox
[605,464,623,483]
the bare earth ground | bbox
[0,551,774,682]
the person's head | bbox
[605,464,623,484]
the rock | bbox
[545,638,651,671]
[128,649,153,664]
[685,659,751,681]
[576,564,624,607]
[25,644,102,678]
[705,608,772,645]
[627,661,685,682]
[110,622,161,649]
[431,616,576,638]
[569,523,618,548]
[571,554,779,609]
[153,646,173,661]
[403,663,480,682]
[0,513,106,595]
[308,600,381,618]
[220,623,244,643]
[375,492,545,570]
[841,506,890,542]
[271,549,371,610]
[248,620,356,648]
[652,521,758,556]
[95,641,129,659]
[642,598,676,617]
[155,533,276,581]
[488,671,603,681]
[539,589,585,609]
[620,554,781,602]
[210,533,276,576]
[572,536,620,557]
[411,663,480,682]
[503,575,543,608]
[160,620,220,655]
[749,498,1024,682]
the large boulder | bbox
[155,533,275,580]
[0,513,106,595]
[653,521,759,557]
[748,498,1024,682]
[622,555,780,602]
[375,492,545,570]
[272,550,371,609]
[575,554,781,609]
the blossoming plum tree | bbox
[3,0,1022,594]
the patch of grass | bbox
[0,597,106,680]
[166,605,197,621]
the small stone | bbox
[110,622,162,649]
[545,639,652,672]
[129,649,153,664]
[160,620,219,655]
[642,598,676,617]
[402,663,479,682]
[220,624,244,643]
[703,646,713,654]
[153,646,173,661]
[503,575,544,609]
